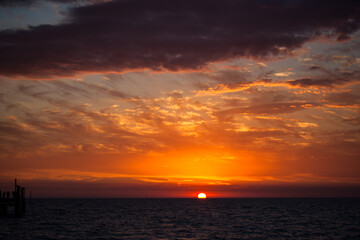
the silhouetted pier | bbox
[0,179,26,216]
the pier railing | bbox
[0,179,26,216]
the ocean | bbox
[1,198,359,239]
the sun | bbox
[197,193,207,199]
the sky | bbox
[0,0,359,198]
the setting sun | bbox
[198,193,207,199]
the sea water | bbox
[1,198,359,239]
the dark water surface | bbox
[1,198,360,239]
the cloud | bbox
[0,0,104,7]
[285,78,350,88]
[326,91,360,105]
[1,74,360,190]
[1,176,359,197]
[0,0,359,78]
[215,102,316,118]
[209,70,251,87]
[0,0,36,6]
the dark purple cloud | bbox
[286,78,350,88]
[0,0,36,6]
[0,0,101,6]
[0,0,359,78]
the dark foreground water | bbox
[1,198,360,239]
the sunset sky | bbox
[0,0,359,197]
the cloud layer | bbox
[0,0,359,78]
[0,0,102,7]
[1,0,359,197]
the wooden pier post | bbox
[0,190,3,216]
[21,187,26,214]
[15,185,21,216]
